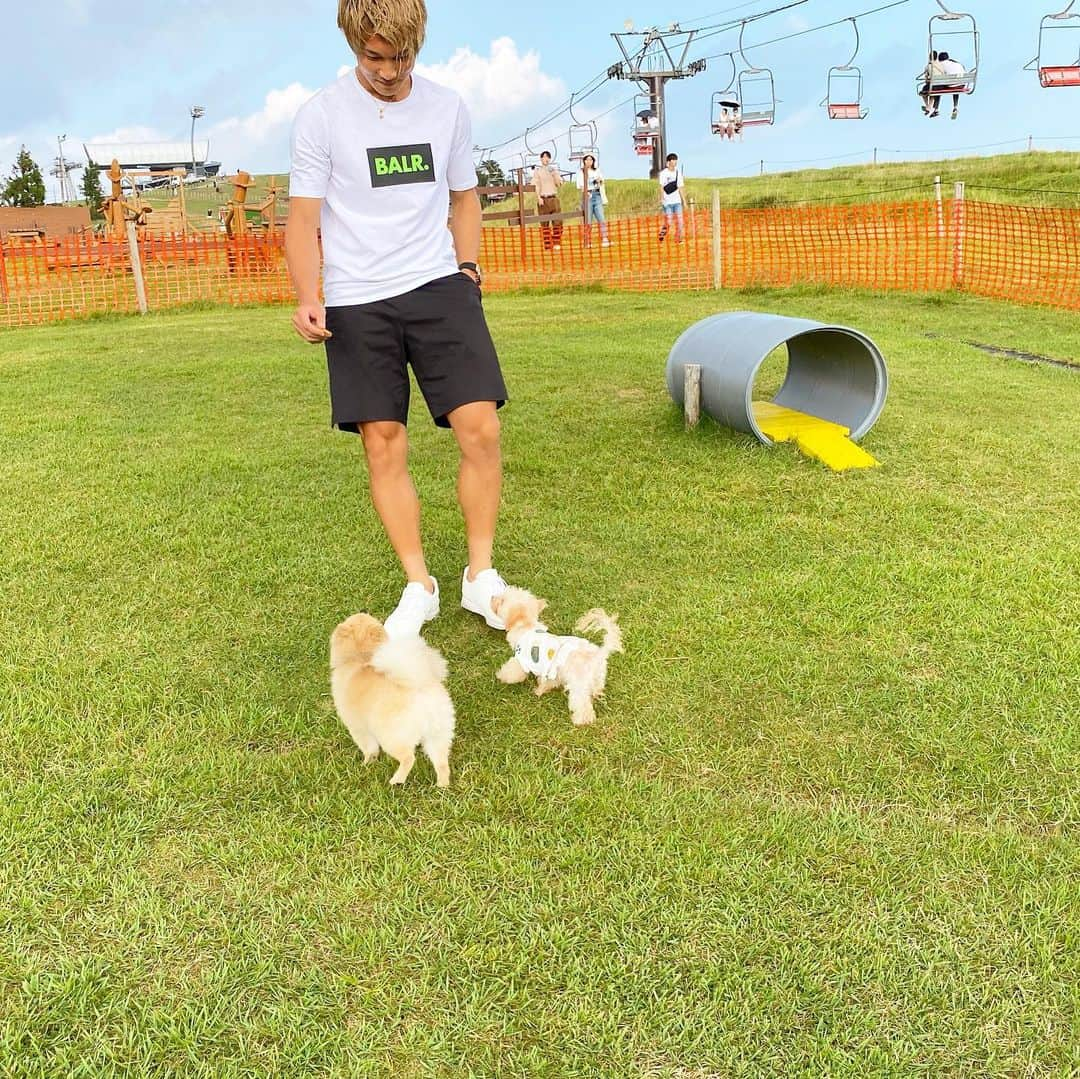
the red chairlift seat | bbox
[828,103,865,119]
[1039,63,1080,85]
[1027,4,1080,87]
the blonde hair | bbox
[337,0,427,59]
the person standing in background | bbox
[576,153,610,248]
[533,150,563,252]
[657,152,685,243]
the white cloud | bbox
[205,82,317,172]
[61,38,566,178]
[417,37,565,123]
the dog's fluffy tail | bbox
[575,609,623,659]
[370,637,449,690]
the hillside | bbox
[128,149,1079,226]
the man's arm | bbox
[449,187,482,282]
[285,196,330,342]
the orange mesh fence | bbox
[481,209,713,292]
[0,234,138,325]
[3,201,1080,328]
[0,231,291,328]
[720,200,956,292]
[958,200,1080,311]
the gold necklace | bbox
[355,67,387,119]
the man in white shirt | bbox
[934,51,967,120]
[657,152,685,243]
[286,0,519,638]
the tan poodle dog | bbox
[330,613,455,787]
[492,587,623,726]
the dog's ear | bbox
[355,618,388,657]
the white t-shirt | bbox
[938,58,966,80]
[659,167,684,208]
[513,629,588,681]
[289,72,477,306]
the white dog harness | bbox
[513,628,588,682]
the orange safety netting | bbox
[0,231,291,328]
[957,200,1080,311]
[481,209,713,293]
[719,200,956,292]
[3,200,1080,328]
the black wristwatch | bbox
[458,261,482,287]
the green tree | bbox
[476,158,507,207]
[82,161,105,217]
[1,146,46,208]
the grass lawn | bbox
[1,287,1078,1076]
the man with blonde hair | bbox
[287,0,519,638]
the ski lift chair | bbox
[735,22,776,126]
[916,2,980,99]
[632,94,660,155]
[710,92,742,135]
[823,19,870,119]
[1025,2,1080,87]
[568,122,599,163]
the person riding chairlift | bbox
[922,50,966,120]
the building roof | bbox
[83,141,212,168]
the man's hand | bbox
[292,303,332,343]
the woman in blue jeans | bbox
[576,154,610,248]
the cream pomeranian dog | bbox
[491,587,623,726]
[329,613,455,788]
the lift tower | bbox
[608,24,706,177]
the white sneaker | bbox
[553,244,561,251]
[460,566,508,630]
[384,577,439,639]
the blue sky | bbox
[6,0,1079,199]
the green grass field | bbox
[1,288,1078,1075]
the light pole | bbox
[190,106,206,179]
[56,134,68,202]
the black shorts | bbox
[324,273,508,431]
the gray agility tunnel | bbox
[666,311,889,444]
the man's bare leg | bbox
[359,420,433,591]
[447,401,502,581]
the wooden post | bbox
[516,167,527,267]
[711,188,722,291]
[952,181,966,289]
[125,219,148,315]
[684,364,702,429]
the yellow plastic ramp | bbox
[752,401,880,471]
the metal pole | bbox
[934,175,944,238]
[711,188,722,290]
[952,181,966,289]
[190,106,205,180]
[650,75,666,178]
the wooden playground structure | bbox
[98,161,285,242]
